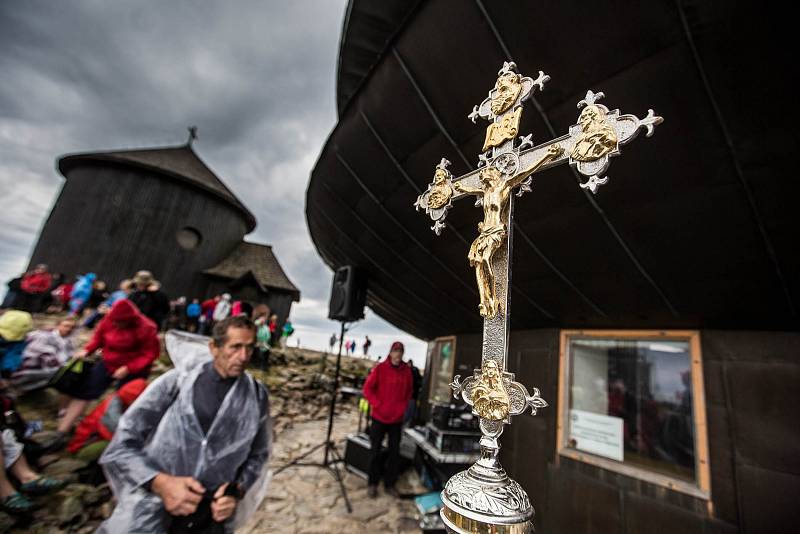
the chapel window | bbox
[557,331,710,498]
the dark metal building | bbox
[307,1,797,532]
[30,142,300,322]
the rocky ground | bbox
[1,314,425,533]
[241,410,424,534]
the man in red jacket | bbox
[362,341,412,498]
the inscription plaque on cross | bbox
[413,62,663,533]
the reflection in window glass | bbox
[428,338,455,404]
[568,338,695,482]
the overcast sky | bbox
[0,0,428,366]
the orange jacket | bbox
[67,379,147,453]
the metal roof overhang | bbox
[308,0,797,340]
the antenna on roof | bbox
[187,125,198,146]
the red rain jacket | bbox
[83,300,160,375]
[200,298,217,319]
[363,358,413,424]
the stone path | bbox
[240,407,424,534]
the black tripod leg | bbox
[326,443,353,513]
[273,441,327,475]
[269,320,354,513]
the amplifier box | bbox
[344,432,413,479]
[430,403,479,432]
[424,423,480,454]
[343,433,375,479]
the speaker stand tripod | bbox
[274,321,352,513]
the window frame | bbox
[427,335,458,406]
[556,329,711,500]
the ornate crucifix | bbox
[414,62,662,533]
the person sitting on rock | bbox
[16,264,52,313]
[11,316,77,394]
[0,311,33,379]
[0,310,33,388]
[67,378,148,462]
[0,398,66,514]
[56,299,160,439]
[97,315,272,532]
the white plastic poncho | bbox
[98,331,272,533]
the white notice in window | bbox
[569,409,624,462]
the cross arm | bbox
[516,134,572,176]
[450,169,483,201]
[453,180,483,196]
[506,144,565,190]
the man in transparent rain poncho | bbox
[98,315,272,533]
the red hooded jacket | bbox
[83,300,160,375]
[67,378,147,453]
[20,272,52,294]
[363,357,413,424]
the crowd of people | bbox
[0,300,159,516]
[0,266,298,526]
[2,266,296,349]
[0,263,431,526]
[328,333,372,357]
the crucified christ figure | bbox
[454,144,563,318]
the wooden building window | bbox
[557,330,710,499]
[176,227,202,250]
[427,336,457,405]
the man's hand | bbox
[74,349,88,360]
[112,366,129,380]
[211,483,238,523]
[151,473,205,516]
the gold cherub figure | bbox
[426,167,454,210]
[472,360,510,420]
[570,104,618,162]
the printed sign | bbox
[569,409,624,461]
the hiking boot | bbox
[0,492,36,515]
[20,476,68,496]
[367,484,378,499]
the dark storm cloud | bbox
[0,0,428,361]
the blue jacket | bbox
[186,303,201,318]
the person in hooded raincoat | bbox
[97,314,271,533]
[57,299,160,436]
[0,311,33,377]
[68,272,96,316]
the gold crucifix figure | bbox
[454,144,563,318]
